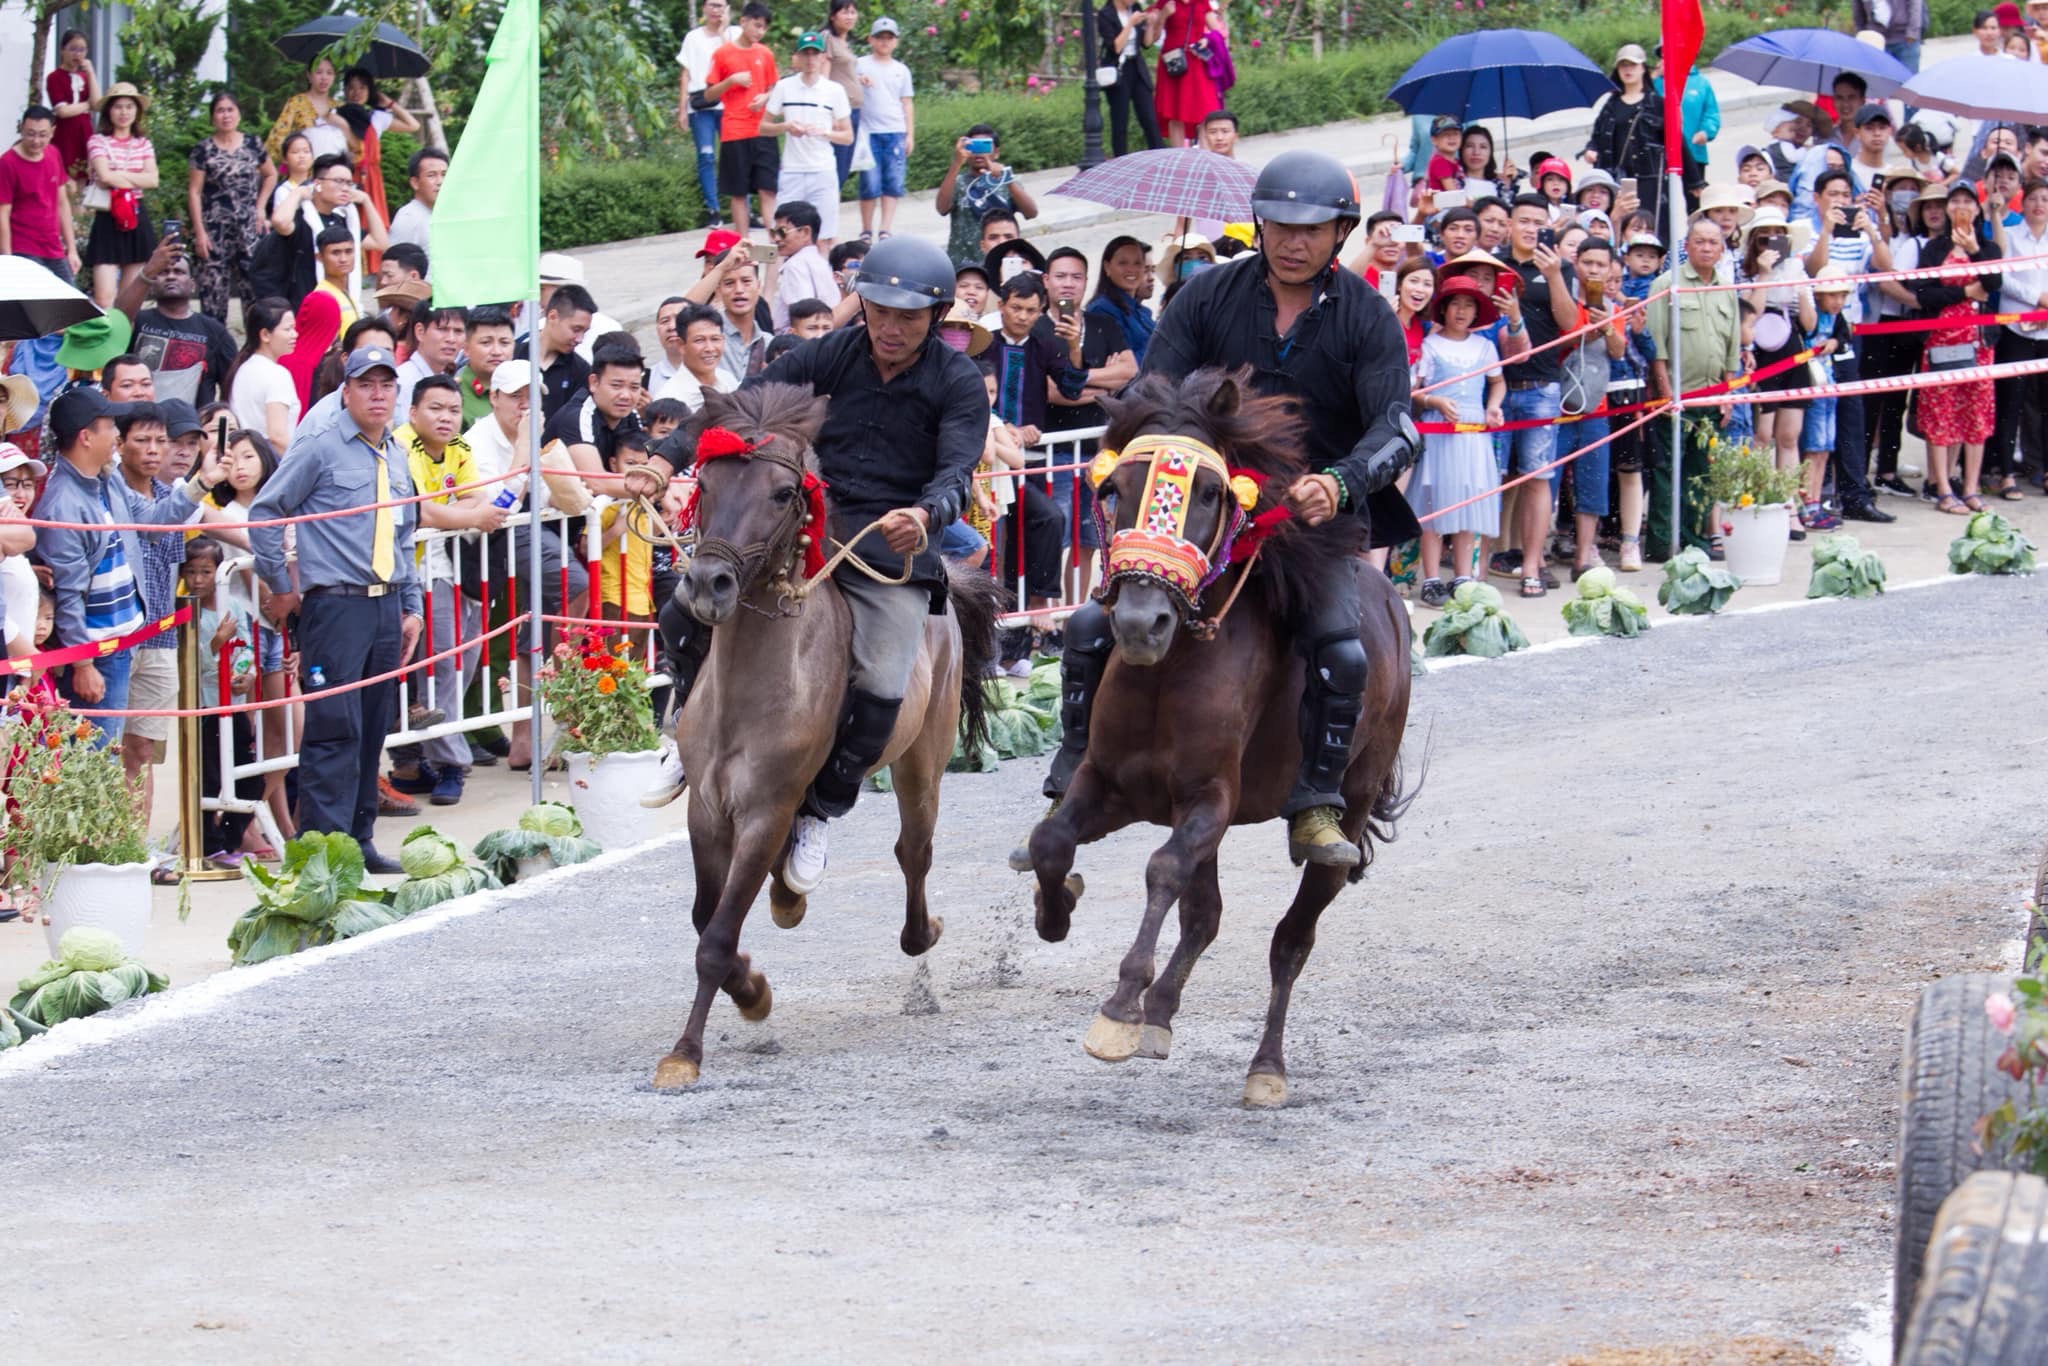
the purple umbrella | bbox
[1898,51,2048,123]
[1049,147,1257,222]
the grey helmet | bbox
[852,237,956,310]
[1250,150,1363,226]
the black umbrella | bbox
[0,258,102,342]
[275,15,431,79]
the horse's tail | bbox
[945,562,1005,756]
[1352,731,1429,883]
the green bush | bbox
[381,130,421,215]
[534,4,1850,251]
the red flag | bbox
[1662,0,1706,172]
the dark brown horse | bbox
[652,384,1002,1090]
[1020,369,1415,1107]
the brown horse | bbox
[1020,369,1416,1108]
[652,384,1002,1090]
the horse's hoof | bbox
[1137,1024,1172,1060]
[737,974,773,1022]
[769,883,807,929]
[652,1053,701,1089]
[1006,843,1032,873]
[902,914,944,957]
[1083,1012,1143,1062]
[1242,1071,1289,1108]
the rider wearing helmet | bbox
[645,235,988,894]
[1039,149,1420,868]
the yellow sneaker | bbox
[1287,806,1361,867]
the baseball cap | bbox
[1430,114,1461,136]
[869,16,899,35]
[0,441,47,481]
[1853,104,1892,128]
[1626,232,1666,253]
[1612,42,1649,67]
[697,227,742,259]
[537,251,584,285]
[489,358,535,395]
[796,29,826,52]
[158,398,203,440]
[342,346,401,381]
[48,387,112,451]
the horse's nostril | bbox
[1148,609,1174,639]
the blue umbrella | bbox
[1388,29,1613,121]
[1710,28,1913,99]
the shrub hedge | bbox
[537,6,1835,251]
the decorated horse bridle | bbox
[1087,433,1293,640]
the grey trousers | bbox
[421,581,481,771]
[837,574,929,699]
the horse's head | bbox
[1091,369,1299,666]
[676,384,830,625]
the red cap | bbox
[1535,157,1573,189]
[1995,1,2024,25]
[696,228,742,259]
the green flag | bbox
[427,0,538,307]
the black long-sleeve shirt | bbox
[1143,255,1422,549]
[1913,232,2002,313]
[754,325,987,603]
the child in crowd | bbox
[1423,115,1464,192]
[1409,278,1505,607]
[1736,145,1772,190]
[1798,270,1853,531]
[598,429,657,624]
[183,538,271,865]
[1725,301,1760,445]
[1613,233,1663,571]
[33,586,53,654]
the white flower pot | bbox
[1721,502,1793,587]
[40,860,154,960]
[564,750,664,850]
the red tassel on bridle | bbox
[679,426,831,580]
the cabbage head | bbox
[399,828,462,879]
[517,803,584,838]
[1422,580,1531,658]
[11,938,166,1027]
[1561,573,1649,637]
[59,926,128,973]
[1948,511,2038,577]
[392,827,500,914]
[1658,547,1741,615]
[475,807,604,883]
[1807,534,1886,599]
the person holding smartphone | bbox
[936,123,1035,265]
[1803,167,1895,524]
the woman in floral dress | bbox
[187,92,276,322]
[1912,183,2002,515]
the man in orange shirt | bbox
[704,2,780,233]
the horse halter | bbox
[1089,433,1281,640]
[679,426,829,616]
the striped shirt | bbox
[132,477,182,648]
[83,483,145,643]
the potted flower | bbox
[1692,433,1804,587]
[535,628,664,848]
[0,689,154,958]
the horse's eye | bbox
[1200,483,1221,505]
[1099,490,1118,519]
[772,486,797,505]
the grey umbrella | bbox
[0,258,102,342]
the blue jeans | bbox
[1886,40,1921,73]
[938,519,987,559]
[1497,383,1564,495]
[833,107,862,188]
[689,108,723,223]
[61,647,134,745]
[860,131,907,202]
[1570,414,1613,517]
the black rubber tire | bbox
[1893,973,2030,1354]
[1897,1172,2048,1366]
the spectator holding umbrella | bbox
[45,29,98,184]
[265,57,350,164]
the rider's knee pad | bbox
[1303,631,1367,694]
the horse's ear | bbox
[799,393,830,443]
[1206,374,1241,418]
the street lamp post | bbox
[1079,0,1107,169]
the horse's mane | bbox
[683,382,830,470]
[1099,368,1362,620]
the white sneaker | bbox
[637,741,687,809]
[783,815,830,893]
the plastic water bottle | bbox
[231,643,254,678]
[491,474,528,510]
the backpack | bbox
[1559,336,1609,417]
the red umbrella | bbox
[1050,147,1257,222]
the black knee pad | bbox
[1302,631,1367,694]
[1065,600,1113,657]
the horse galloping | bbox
[1020,368,1417,1107]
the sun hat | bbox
[1879,162,1928,186]
[1573,167,1618,201]
[1157,233,1217,279]
[376,278,432,307]
[1996,1,2024,25]
[92,81,148,113]
[935,304,992,357]
[1810,265,1857,296]
[53,311,133,372]
[1741,205,1813,255]
[1430,277,1499,328]
[1690,183,1756,225]
[537,251,584,285]
[0,374,37,436]
[0,442,47,482]
[1753,179,1794,207]
[984,238,1049,285]
[1439,248,1521,292]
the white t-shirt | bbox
[462,413,517,482]
[654,365,740,411]
[230,352,300,437]
[767,75,850,175]
[677,24,742,92]
[854,56,914,134]
[388,197,431,252]
[0,555,37,648]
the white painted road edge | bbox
[0,569,2021,1072]
[0,829,692,1078]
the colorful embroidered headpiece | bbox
[1094,434,1265,613]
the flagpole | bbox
[527,297,544,809]
[1667,168,1686,554]
[1660,0,1705,558]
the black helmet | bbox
[1250,150,1362,225]
[853,237,956,310]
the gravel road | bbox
[6,574,2041,1363]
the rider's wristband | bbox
[1320,466,1351,511]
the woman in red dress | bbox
[1152,0,1224,147]
[1911,183,2002,514]
[44,30,98,183]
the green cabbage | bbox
[949,675,1059,773]
[1807,534,1887,599]
[1422,580,1531,658]
[1657,547,1741,615]
[227,831,402,965]
[0,1005,46,1050]
[392,826,500,914]
[475,806,604,883]
[1948,511,2038,576]
[10,937,167,1028]
[1561,572,1649,637]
